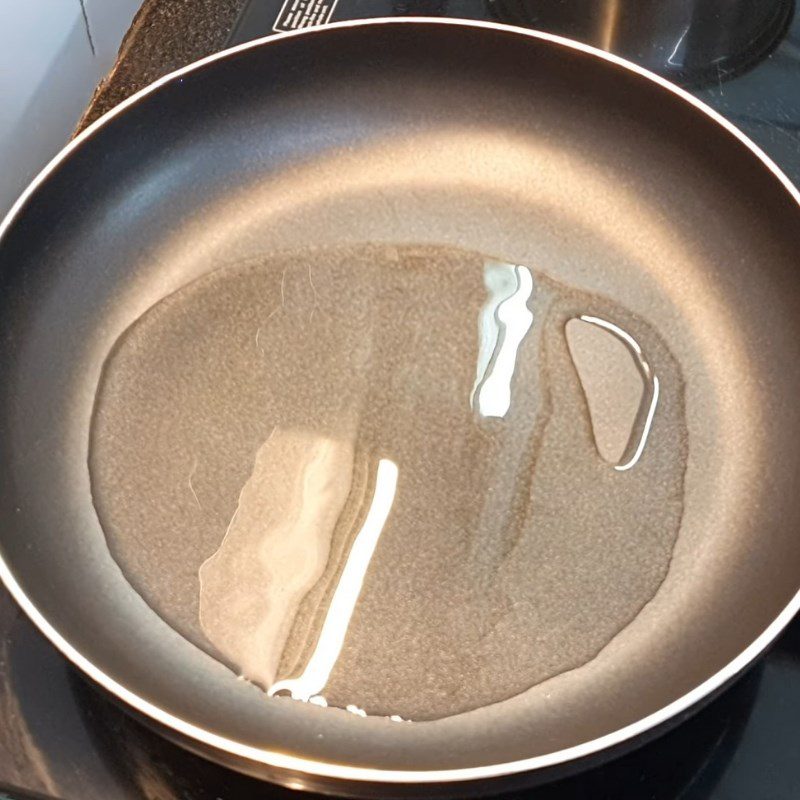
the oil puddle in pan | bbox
[89,244,687,721]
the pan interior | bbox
[1,21,799,776]
[89,243,686,722]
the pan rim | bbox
[0,15,798,786]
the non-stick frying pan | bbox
[0,18,799,797]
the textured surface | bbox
[89,244,687,720]
[76,0,246,131]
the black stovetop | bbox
[2,2,799,798]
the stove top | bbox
[2,2,799,798]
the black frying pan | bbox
[0,18,799,797]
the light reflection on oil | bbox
[268,458,398,703]
[471,264,534,419]
[576,315,660,472]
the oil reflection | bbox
[268,458,398,703]
[471,263,534,418]
[577,315,660,472]
[197,430,355,690]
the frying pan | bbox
[0,17,799,797]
